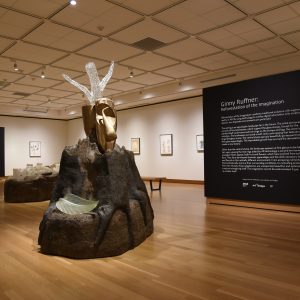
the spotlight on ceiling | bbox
[65,108,76,115]
[13,62,18,71]
[128,67,134,78]
[41,70,45,79]
[70,0,77,5]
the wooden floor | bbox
[0,181,300,300]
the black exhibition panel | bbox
[203,70,300,205]
[0,127,4,177]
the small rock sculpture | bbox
[4,163,59,203]
[12,163,59,180]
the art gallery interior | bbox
[0,0,300,299]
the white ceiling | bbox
[0,0,299,119]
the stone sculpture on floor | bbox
[38,62,154,259]
[4,163,59,203]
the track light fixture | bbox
[24,107,48,113]
[13,62,18,71]
[70,0,77,5]
[41,70,45,78]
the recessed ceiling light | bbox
[13,62,18,71]
[128,67,134,78]
[114,100,122,106]
[70,0,77,5]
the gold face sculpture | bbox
[63,62,117,153]
[82,98,117,153]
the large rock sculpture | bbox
[38,62,154,258]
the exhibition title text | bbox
[220,97,285,111]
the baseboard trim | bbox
[165,179,204,184]
[208,198,300,213]
[142,178,204,185]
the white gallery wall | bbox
[0,116,67,176]
[1,96,204,180]
[68,96,204,181]
[66,117,85,146]
[118,97,204,180]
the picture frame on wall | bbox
[196,135,204,152]
[29,141,41,157]
[160,134,173,156]
[131,138,140,155]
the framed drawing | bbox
[131,138,140,155]
[160,134,173,156]
[29,141,41,157]
[196,135,204,152]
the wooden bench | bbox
[142,177,166,191]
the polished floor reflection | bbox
[0,181,300,300]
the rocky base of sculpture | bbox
[4,174,58,203]
[38,139,154,259]
[39,199,153,258]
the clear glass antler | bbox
[62,61,114,105]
